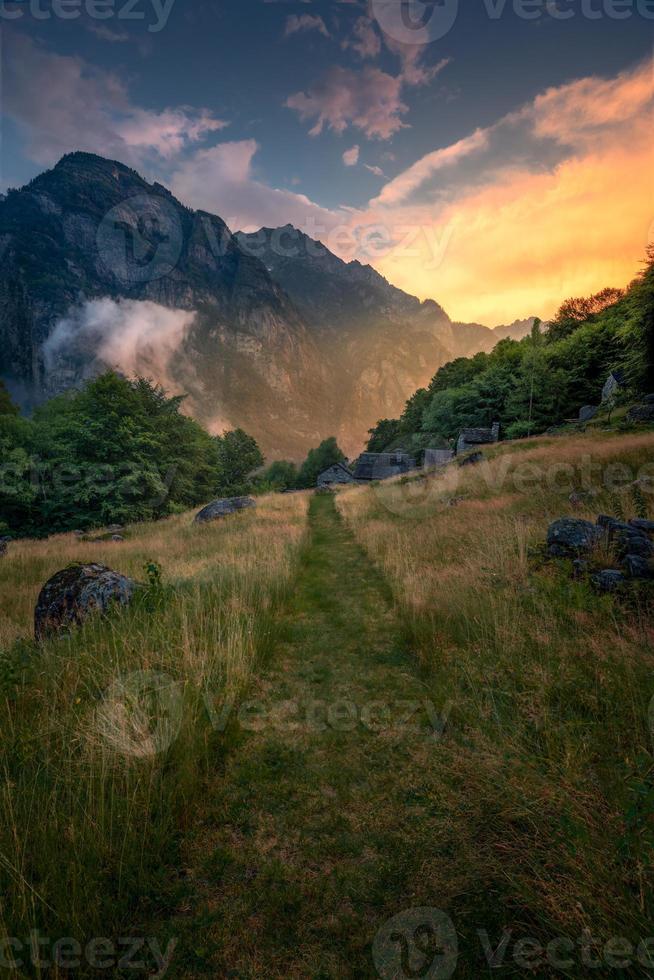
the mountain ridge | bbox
[0,152,537,458]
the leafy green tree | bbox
[215,428,264,494]
[366,419,401,453]
[297,437,345,489]
[0,372,235,535]
[256,460,298,492]
[546,287,625,343]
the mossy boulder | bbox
[194,497,256,524]
[34,563,138,641]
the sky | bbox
[0,0,652,324]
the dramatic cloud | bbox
[169,140,344,232]
[3,32,226,171]
[373,129,489,206]
[286,65,407,139]
[343,145,360,166]
[284,14,330,38]
[366,59,654,324]
[44,299,196,395]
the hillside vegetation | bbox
[367,248,653,455]
[1,428,653,975]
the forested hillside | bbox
[367,248,654,455]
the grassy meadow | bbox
[336,430,654,969]
[0,493,309,964]
[2,428,654,977]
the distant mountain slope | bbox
[236,225,458,451]
[0,153,538,458]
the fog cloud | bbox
[44,298,196,396]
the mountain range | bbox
[0,152,536,458]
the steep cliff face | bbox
[0,153,330,457]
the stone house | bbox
[352,451,417,482]
[424,448,455,468]
[456,422,500,455]
[316,462,356,488]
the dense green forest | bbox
[0,373,265,537]
[0,372,348,536]
[367,248,654,455]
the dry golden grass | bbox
[337,430,654,950]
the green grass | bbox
[150,493,469,978]
[0,495,308,974]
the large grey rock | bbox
[34,563,138,641]
[614,529,653,560]
[591,570,626,593]
[623,554,654,579]
[628,404,654,423]
[629,518,654,535]
[194,497,256,524]
[547,518,603,557]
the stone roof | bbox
[458,428,496,445]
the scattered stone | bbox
[106,524,124,533]
[623,554,654,579]
[547,518,603,557]
[458,451,483,468]
[629,518,654,535]
[627,404,654,423]
[194,496,256,524]
[578,405,598,423]
[34,563,139,641]
[596,517,634,541]
[614,529,654,560]
[111,534,125,542]
[447,496,466,507]
[591,570,626,593]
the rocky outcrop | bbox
[0,154,328,458]
[547,518,603,557]
[194,496,256,524]
[34,562,138,640]
[591,570,626,593]
[547,513,654,590]
[628,403,654,423]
